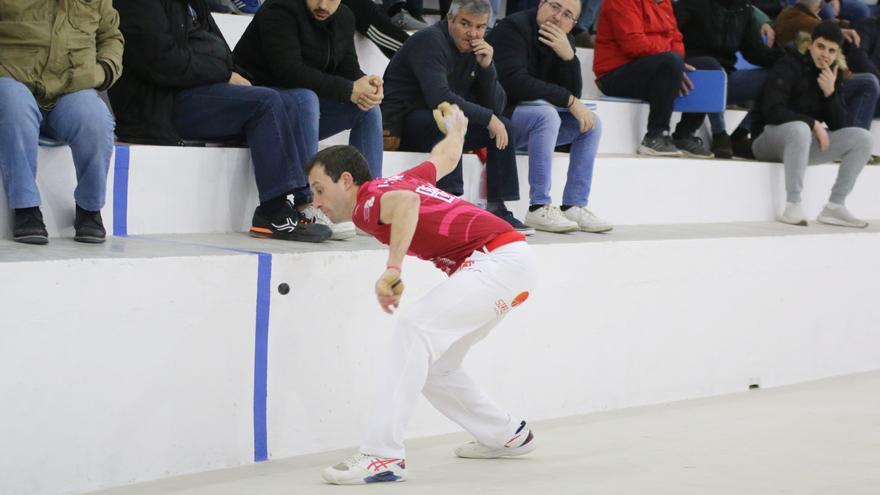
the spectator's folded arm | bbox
[762,58,816,129]
[411,45,493,126]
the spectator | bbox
[674,0,783,159]
[491,0,612,233]
[593,0,720,158]
[234,0,385,188]
[341,0,410,59]
[0,0,122,245]
[751,22,871,228]
[109,0,333,243]
[382,0,532,234]
[775,0,880,132]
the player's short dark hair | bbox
[306,145,373,185]
[812,21,843,46]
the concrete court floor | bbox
[87,371,880,495]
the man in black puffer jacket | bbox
[675,0,783,158]
[234,0,385,182]
[110,0,331,243]
[751,22,871,229]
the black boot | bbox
[13,207,48,245]
[74,206,106,243]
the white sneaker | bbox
[454,421,536,459]
[322,452,406,485]
[524,205,579,233]
[300,205,356,240]
[817,203,868,228]
[778,202,808,226]
[563,206,613,233]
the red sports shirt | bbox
[353,161,514,274]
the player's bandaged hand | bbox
[375,268,405,314]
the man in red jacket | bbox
[593,0,720,158]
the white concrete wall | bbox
[0,252,259,495]
[2,230,880,495]
[264,232,880,458]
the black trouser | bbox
[341,0,409,59]
[598,52,722,137]
[400,109,520,202]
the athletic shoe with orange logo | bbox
[322,452,407,484]
[454,420,536,459]
[249,201,331,242]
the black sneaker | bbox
[711,132,733,159]
[637,132,683,157]
[731,133,755,159]
[491,205,535,236]
[74,206,106,243]
[673,135,714,158]
[13,207,48,245]
[250,201,331,243]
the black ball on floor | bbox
[278,283,290,295]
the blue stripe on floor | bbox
[112,145,130,236]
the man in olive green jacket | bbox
[0,0,123,244]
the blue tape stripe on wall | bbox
[112,144,130,236]
[253,252,272,462]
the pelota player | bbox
[307,103,538,485]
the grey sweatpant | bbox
[752,122,872,204]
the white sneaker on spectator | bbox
[563,206,613,233]
[300,204,356,240]
[455,421,536,459]
[524,205,578,233]
[817,203,868,228]
[778,202,808,226]
[322,452,406,485]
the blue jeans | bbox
[173,83,309,203]
[276,88,383,179]
[819,0,870,23]
[400,109,520,202]
[842,73,880,131]
[576,0,602,32]
[511,103,601,206]
[708,68,768,134]
[0,78,114,210]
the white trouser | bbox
[360,241,538,459]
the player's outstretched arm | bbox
[375,190,420,314]
[429,104,469,181]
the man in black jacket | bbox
[109,0,332,243]
[382,0,530,233]
[490,0,612,234]
[675,0,783,158]
[751,22,871,228]
[234,0,385,187]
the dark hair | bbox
[306,145,373,185]
[811,20,844,46]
